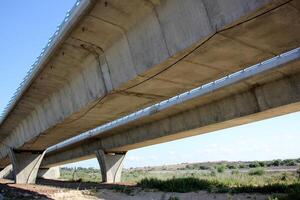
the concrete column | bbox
[38,167,60,179]
[8,149,46,184]
[95,149,126,183]
[0,164,13,179]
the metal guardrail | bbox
[46,47,300,154]
[0,0,87,126]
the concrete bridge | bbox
[0,0,299,184]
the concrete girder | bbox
[1,0,300,167]
[41,70,300,168]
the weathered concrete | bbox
[1,0,300,171]
[41,62,300,167]
[0,164,13,179]
[37,167,60,180]
[8,149,45,184]
[1,0,299,168]
[0,165,59,180]
[95,150,126,183]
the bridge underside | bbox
[1,0,300,167]
[42,59,300,168]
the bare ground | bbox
[0,179,271,200]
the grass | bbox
[60,159,300,197]
[137,177,300,194]
[248,168,265,176]
[112,185,135,196]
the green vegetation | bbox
[248,168,265,176]
[59,158,300,197]
[112,185,135,196]
[216,164,226,173]
[297,166,300,180]
[60,167,101,182]
[137,177,300,194]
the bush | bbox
[248,168,265,176]
[227,165,237,169]
[216,165,225,173]
[272,160,282,167]
[199,165,210,170]
[137,177,300,194]
[282,159,296,166]
[138,177,213,193]
[238,164,246,169]
[249,162,260,168]
[259,161,266,167]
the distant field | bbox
[60,158,300,200]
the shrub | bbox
[281,173,288,181]
[137,177,300,194]
[249,162,260,168]
[258,161,266,167]
[283,160,296,166]
[199,165,210,170]
[227,165,237,169]
[137,177,213,193]
[272,160,281,167]
[248,168,265,176]
[216,165,225,173]
[238,164,246,169]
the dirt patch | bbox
[0,179,271,200]
[95,189,269,200]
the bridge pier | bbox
[0,164,13,179]
[38,167,60,180]
[95,149,126,183]
[8,149,46,184]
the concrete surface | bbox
[95,150,126,183]
[38,167,60,180]
[8,149,46,184]
[0,164,12,179]
[41,63,300,167]
[1,1,299,167]
[0,0,299,183]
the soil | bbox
[0,179,271,200]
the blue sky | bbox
[0,1,299,169]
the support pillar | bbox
[95,149,126,183]
[0,164,13,179]
[8,149,46,184]
[37,167,60,179]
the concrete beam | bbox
[42,71,300,167]
[1,0,295,163]
[95,150,126,183]
[8,149,45,184]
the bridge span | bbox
[0,0,300,183]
